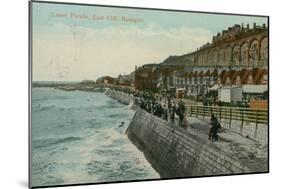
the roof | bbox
[241,69,253,84]
[219,70,227,77]
[210,69,218,77]
[193,71,198,77]
[204,70,210,76]
[253,68,266,84]
[161,55,185,66]
[222,70,236,83]
[231,70,241,83]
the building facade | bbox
[134,64,158,90]
[170,23,268,98]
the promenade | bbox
[185,117,267,172]
[126,109,268,177]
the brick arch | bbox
[259,36,268,65]
[240,41,249,66]
[232,44,241,66]
[249,38,259,66]
[259,35,268,48]
[249,37,259,45]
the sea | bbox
[31,87,159,187]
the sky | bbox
[32,2,268,81]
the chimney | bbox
[247,24,249,30]
[263,23,266,29]
[253,22,256,29]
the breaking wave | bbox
[31,88,159,187]
[32,137,81,148]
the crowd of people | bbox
[109,86,189,128]
[109,86,221,141]
[139,95,188,128]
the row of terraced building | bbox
[134,23,268,101]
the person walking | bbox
[163,105,168,121]
[169,105,175,126]
[208,114,220,141]
[183,112,189,129]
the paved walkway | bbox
[148,110,267,172]
[181,116,268,172]
[141,109,268,172]
[108,90,268,172]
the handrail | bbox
[187,105,268,125]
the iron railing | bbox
[187,105,268,126]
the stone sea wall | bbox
[106,89,267,178]
[126,110,265,178]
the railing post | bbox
[240,109,244,133]
[254,110,259,139]
[219,106,222,122]
[229,108,232,128]
[181,105,267,132]
[203,106,205,119]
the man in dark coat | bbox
[163,105,168,121]
[208,114,220,141]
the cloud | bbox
[33,22,212,81]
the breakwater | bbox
[106,89,268,178]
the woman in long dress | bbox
[183,112,189,128]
